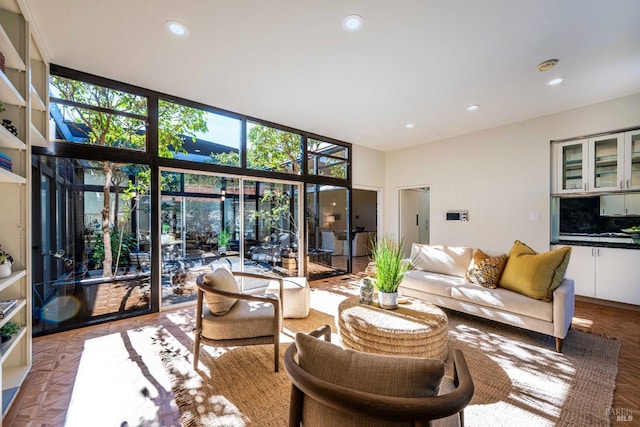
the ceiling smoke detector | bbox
[537,59,559,72]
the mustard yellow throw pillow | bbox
[498,240,571,301]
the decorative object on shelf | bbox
[0,299,17,319]
[359,277,374,305]
[0,245,13,279]
[0,51,5,73]
[2,118,17,137]
[0,151,12,172]
[371,236,411,310]
[0,321,19,343]
[0,101,5,113]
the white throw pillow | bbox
[202,267,239,315]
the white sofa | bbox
[398,243,575,352]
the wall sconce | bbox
[221,189,226,202]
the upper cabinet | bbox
[624,129,640,190]
[554,130,639,194]
[588,132,625,192]
[555,139,588,194]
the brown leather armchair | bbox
[284,325,474,426]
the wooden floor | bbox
[4,281,639,426]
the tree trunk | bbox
[102,162,113,277]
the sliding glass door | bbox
[306,184,349,280]
[160,170,302,307]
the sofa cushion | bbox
[498,241,572,301]
[451,284,553,322]
[401,270,469,297]
[411,244,474,278]
[202,267,239,315]
[201,299,276,339]
[465,249,507,289]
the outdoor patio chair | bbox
[193,268,283,371]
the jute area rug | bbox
[158,277,621,427]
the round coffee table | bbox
[337,296,449,361]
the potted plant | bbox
[217,228,231,255]
[0,321,19,343]
[371,236,411,309]
[0,245,13,279]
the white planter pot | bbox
[0,262,11,279]
[378,291,398,310]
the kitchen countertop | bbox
[552,233,640,249]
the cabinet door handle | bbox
[628,179,631,189]
[584,183,588,191]
[591,248,595,256]
[597,248,600,256]
[620,180,624,189]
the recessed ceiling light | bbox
[466,104,480,111]
[342,14,364,32]
[165,20,189,37]
[547,77,565,86]
[405,123,414,129]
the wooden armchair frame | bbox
[284,325,475,426]
[194,272,284,371]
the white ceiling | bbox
[26,0,640,152]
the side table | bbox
[337,296,449,361]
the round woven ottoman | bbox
[337,296,449,361]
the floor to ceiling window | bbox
[31,65,352,335]
[31,157,151,335]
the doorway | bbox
[399,187,430,256]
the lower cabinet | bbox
[558,245,640,305]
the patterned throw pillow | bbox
[466,249,507,288]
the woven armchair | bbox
[194,269,283,371]
[284,325,474,427]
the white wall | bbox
[385,93,640,253]
[352,144,385,189]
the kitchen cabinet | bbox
[624,129,640,190]
[0,0,48,417]
[555,139,588,194]
[558,245,596,297]
[588,133,625,192]
[600,193,640,216]
[557,245,640,305]
[554,131,640,194]
[595,247,640,305]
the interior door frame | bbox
[353,184,383,237]
[398,185,431,255]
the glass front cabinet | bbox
[625,129,640,190]
[555,131,639,194]
[588,133,624,192]
[556,139,588,194]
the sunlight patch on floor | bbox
[571,316,594,329]
[65,326,174,427]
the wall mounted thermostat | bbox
[446,210,468,222]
